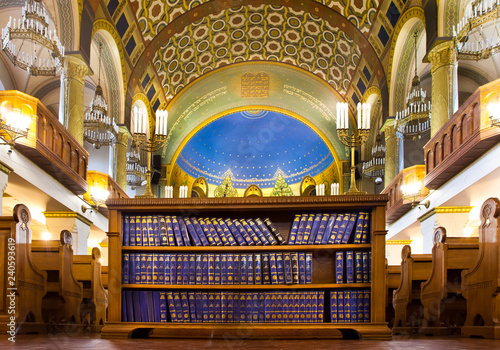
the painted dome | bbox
[176,110,334,188]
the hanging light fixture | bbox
[126,140,146,189]
[1,0,65,76]
[455,0,500,60]
[395,30,431,140]
[83,42,117,149]
[362,134,385,181]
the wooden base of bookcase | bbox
[393,326,456,336]
[101,322,391,340]
[461,325,500,339]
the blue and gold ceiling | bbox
[176,110,334,188]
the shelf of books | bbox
[101,195,391,340]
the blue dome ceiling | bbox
[176,110,334,188]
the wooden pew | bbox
[101,265,108,289]
[0,204,46,334]
[31,230,83,326]
[72,247,107,329]
[392,245,432,334]
[386,263,401,328]
[461,197,500,339]
[420,227,479,335]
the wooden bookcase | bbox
[101,195,391,339]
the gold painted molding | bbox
[418,206,474,222]
[43,211,93,227]
[99,242,108,248]
[386,240,412,245]
[0,161,13,175]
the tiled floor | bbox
[2,334,500,350]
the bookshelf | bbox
[101,195,391,340]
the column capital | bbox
[61,55,89,83]
[381,118,396,139]
[116,126,130,147]
[428,40,457,74]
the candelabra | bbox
[0,103,31,149]
[362,133,386,181]
[132,108,168,198]
[336,102,370,195]
[401,180,430,209]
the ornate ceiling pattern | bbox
[153,5,361,100]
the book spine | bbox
[254,253,262,285]
[261,253,271,285]
[147,215,155,246]
[121,290,127,322]
[341,213,358,244]
[159,216,168,246]
[178,217,192,246]
[152,215,161,246]
[219,219,237,246]
[287,214,301,245]
[264,293,272,323]
[227,292,234,323]
[214,293,221,323]
[201,253,208,285]
[164,253,171,284]
[353,212,365,244]
[128,216,136,246]
[298,252,306,284]
[307,214,322,244]
[144,290,154,322]
[247,219,268,245]
[305,292,312,323]
[323,213,338,244]
[362,251,369,283]
[234,220,254,245]
[172,216,184,246]
[135,216,143,246]
[188,254,196,285]
[305,252,313,284]
[276,293,284,323]
[263,217,287,245]
[363,289,370,322]
[146,253,153,284]
[184,217,202,246]
[357,290,364,322]
[311,292,318,323]
[294,214,309,245]
[195,254,202,285]
[195,292,203,323]
[227,253,234,285]
[276,253,285,284]
[334,213,350,244]
[258,293,265,323]
[211,219,227,246]
[165,216,176,246]
[270,293,277,323]
[240,254,248,285]
[198,218,215,246]
[233,293,241,323]
[240,219,261,245]
[188,292,197,323]
[221,291,227,323]
[291,252,299,284]
[166,291,176,323]
[144,216,152,246]
[169,254,177,285]
[331,290,338,323]
[255,218,277,245]
[175,254,183,285]
[283,252,293,284]
[247,254,254,285]
[206,218,223,246]
[122,215,130,246]
[346,251,354,284]
[292,294,300,323]
[122,253,129,284]
[180,292,190,322]
[152,253,159,284]
[361,212,370,244]
[224,218,246,246]
[252,293,259,323]
[181,254,189,285]
[139,254,147,284]
[299,292,306,322]
[269,253,278,285]
[336,251,344,283]
[159,292,167,323]
[299,214,315,245]
[221,253,228,284]
[202,293,209,323]
[233,254,240,284]
[192,217,210,246]
[214,254,221,285]
[355,251,363,283]
[337,291,344,323]
[350,290,358,323]
[282,293,289,322]
[344,289,351,323]
[128,253,135,284]
[317,291,324,323]
[313,213,329,244]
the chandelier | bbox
[83,43,117,149]
[395,30,431,140]
[126,141,146,189]
[1,0,64,76]
[362,134,385,180]
[455,0,500,60]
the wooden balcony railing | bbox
[381,165,428,224]
[0,90,89,194]
[84,170,128,217]
[424,79,500,189]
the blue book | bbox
[247,218,269,245]
[139,254,147,284]
[195,292,203,323]
[305,253,313,284]
[233,293,241,323]
[218,219,237,246]
[153,291,161,322]
[276,253,285,284]
[140,291,150,322]
[341,213,358,244]
[211,219,227,245]
[181,254,189,285]
[164,253,170,284]
[344,289,351,323]
[169,254,177,285]
[262,218,286,245]
[264,293,272,322]
[128,216,136,246]
[135,216,143,246]
[122,253,130,284]
[245,293,253,322]
[318,292,325,323]
[206,218,223,246]
[282,293,289,322]
[331,291,338,323]
[363,289,370,322]
[157,254,165,285]
[355,251,363,283]
[166,292,177,322]
[128,253,135,284]
[254,254,262,285]
[146,253,153,284]
[165,216,176,246]
[201,253,209,285]
[369,251,372,282]
[208,293,215,323]
[139,216,147,246]
[239,219,261,245]
[283,252,293,284]
[333,213,350,244]
[356,290,364,322]
[287,214,302,244]
[276,293,284,323]
[175,254,183,285]
[361,213,371,244]
[121,291,127,322]
[252,293,259,323]
[362,251,370,283]
[221,254,228,284]
[221,292,227,323]
[159,216,168,246]
[350,290,358,323]
[198,218,216,246]
[214,254,221,284]
[227,292,234,323]
[180,292,190,322]
[261,253,271,285]
[258,293,265,322]
[188,254,196,285]
[352,212,366,244]
[294,214,309,244]
[234,220,254,245]
[172,217,184,246]
[299,292,306,322]
[346,251,354,283]
[159,292,167,323]
[299,214,315,245]
[240,254,248,284]
[125,290,134,322]
[291,252,299,284]
[178,217,192,246]
[313,213,329,244]
[224,218,247,246]
[335,251,344,283]
[247,254,254,285]
[208,253,215,285]
[269,253,278,285]
[311,292,318,323]
[254,218,277,245]
[305,292,312,323]
[134,253,141,284]
[195,254,202,285]
[122,215,130,246]
[184,217,202,246]
[202,293,209,322]
[152,215,161,246]
[191,217,209,246]
[132,291,142,322]
[214,293,221,323]
[227,254,234,285]
[298,252,306,284]
[322,213,338,244]
[152,253,159,284]
[140,216,148,246]
[146,215,155,247]
[188,292,197,323]
[337,291,344,323]
[233,254,240,284]
[292,293,300,323]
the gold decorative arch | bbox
[244,184,263,197]
[300,176,317,196]
[191,177,208,198]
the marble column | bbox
[43,211,93,255]
[115,127,129,191]
[0,162,13,215]
[59,55,88,145]
[383,120,396,185]
[428,41,459,138]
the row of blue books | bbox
[330,289,371,323]
[122,215,286,247]
[121,290,325,323]
[288,212,370,245]
[122,252,313,285]
[335,251,371,284]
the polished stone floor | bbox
[2,334,499,349]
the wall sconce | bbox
[88,182,110,208]
[401,180,430,209]
[0,102,31,149]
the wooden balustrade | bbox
[0,90,89,195]
[424,79,500,189]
